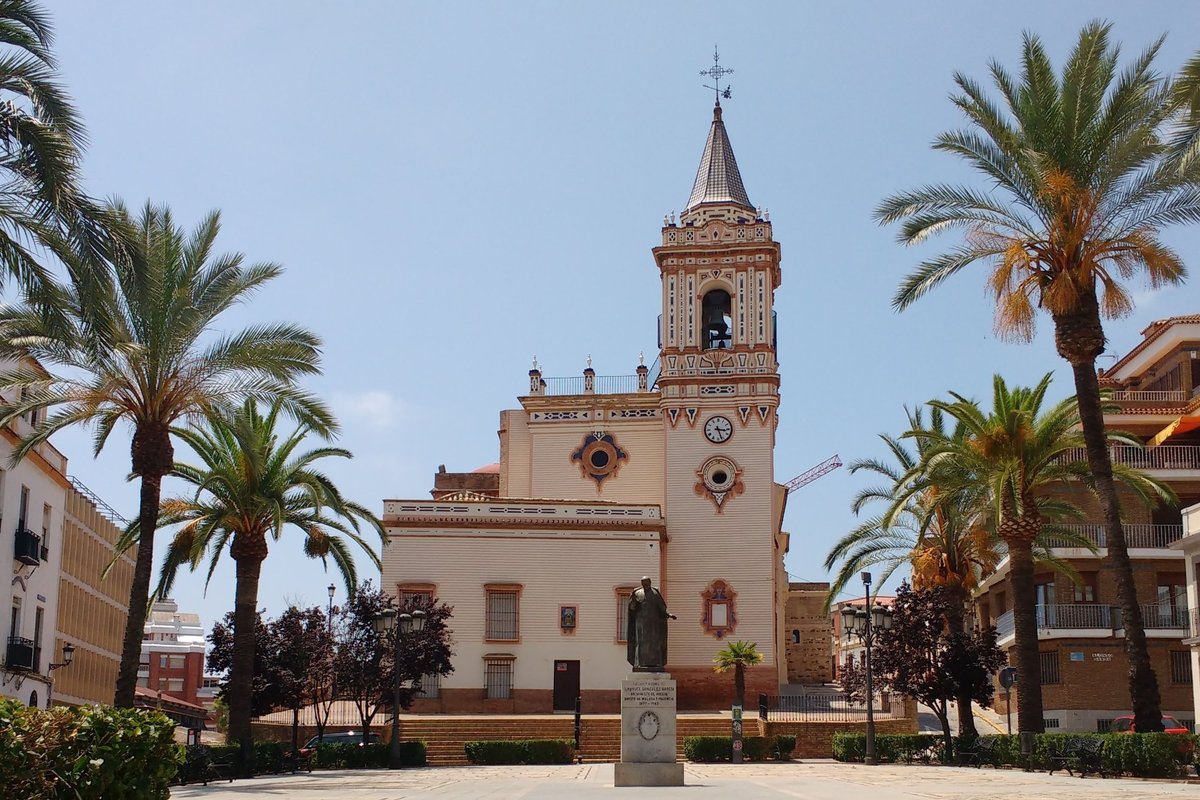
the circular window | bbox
[590,450,609,469]
[700,457,738,493]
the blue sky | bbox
[48,2,1200,630]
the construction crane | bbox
[783,454,842,494]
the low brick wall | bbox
[760,697,918,759]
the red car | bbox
[1111,715,1191,734]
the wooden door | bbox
[553,660,580,712]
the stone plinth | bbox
[615,672,684,787]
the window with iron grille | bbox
[484,660,513,700]
[616,589,633,643]
[418,672,440,699]
[1039,651,1060,685]
[1044,718,1060,729]
[1170,650,1192,684]
[485,590,519,641]
[399,589,433,609]
[1096,719,1114,733]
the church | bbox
[381,98,797,712]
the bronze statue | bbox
[626,576,676,672]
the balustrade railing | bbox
[1042,523,1183,549]
[758,692,895,722]
[993,603,1190,638]
[1060,445,1200,471]
[1107,390,1188,403]
[542,374,643,395]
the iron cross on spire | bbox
[700,45,733,105]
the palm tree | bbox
[148,399,383,768]
[876,21,1200,731]
[0,1,119,299]
[826,407,1003,736]
[901,374,1172,733]
[0,202,333,708]
[713,639,763,713]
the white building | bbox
[382,101,793,712]
[138,599,207,707]
[1173,501,1200,725]
[2,401,68,708]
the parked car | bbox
[1110,715,1191,734]
[299,731,381,757]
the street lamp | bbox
[372,606,427,770]
[327,584,336,632]
[46,642,75,708]
[840,572,892,766]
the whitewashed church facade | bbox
[381,101,791,711]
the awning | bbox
[1148,414,1200,447]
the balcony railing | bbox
[1060,445,1200,471]
[5,636,34,671]
[993,603,1190,640]
[13,527,40,566]
[1108,390,1188,403]
[542,374,643,395]
[1042,523,1183,550]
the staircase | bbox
[398,714,736,766]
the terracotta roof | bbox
[133,687,208,714]
[472,463,500,473]
[1108,314,1200,375]
[684,103,753,212]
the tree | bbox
[150,399,381,766]
[269,606,333,751]
[0,1,118,302]
[870,583,1006,753]
[712,640,763,710]
[333,582,454,743]
[901,373,1172,733]
[877,21,1200,731]
[207,611,281,718]
[0,202,333,709]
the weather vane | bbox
[700,45,733,104]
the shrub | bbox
[464,739,574,765]
[682,735,795,763]
[0,699,179,800]
[773,734,796,760]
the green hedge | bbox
[311,740,426,769]
[463,739,575,765]
[0,699,180,799]
[832,732,1198,777]
[683,735,796,762]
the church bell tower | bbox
[653,93,783,701]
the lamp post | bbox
[46,642,75,708]
[372,606,427,770]
[327,583,336,631]
[840,572,892,766]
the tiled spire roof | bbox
[684,103,753,213]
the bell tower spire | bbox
[684,48,755,225]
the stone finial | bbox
[639,350,645,367]
[532,354,538,370]
[764,208,770,222]
[586,353,593,369]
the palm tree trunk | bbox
[945,600,977,736]
[113,471,163,707]
[229,550,265,776]
[1069,359,1163,732]
[1007,538,1043,733]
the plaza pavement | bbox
[170,761,1200,799]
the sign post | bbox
[731,704,743,764]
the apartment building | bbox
[976,315,1200,732]
[1,406,68,709]
[138,599,206,706]
[1173,502,1200,724]
[52,480,135,706]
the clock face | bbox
[704,415,733,443]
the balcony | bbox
[993,602,1189,645]
[542,374,643,395]
[1042,523,1184,550]
[13,527,40,566]
[1108,389,1189,404]
[1060,445,1200,471]
[5,636,34,671]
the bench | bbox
[176,745,235,786]
[957,737,999,768]
[281,747,313,774]
[1048,737,1104,778]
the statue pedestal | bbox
[614,672,684,787]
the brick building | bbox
[137,599,206,707]
[974,315,1200,732]
[382,100,796,711]
[783,583,833,685]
